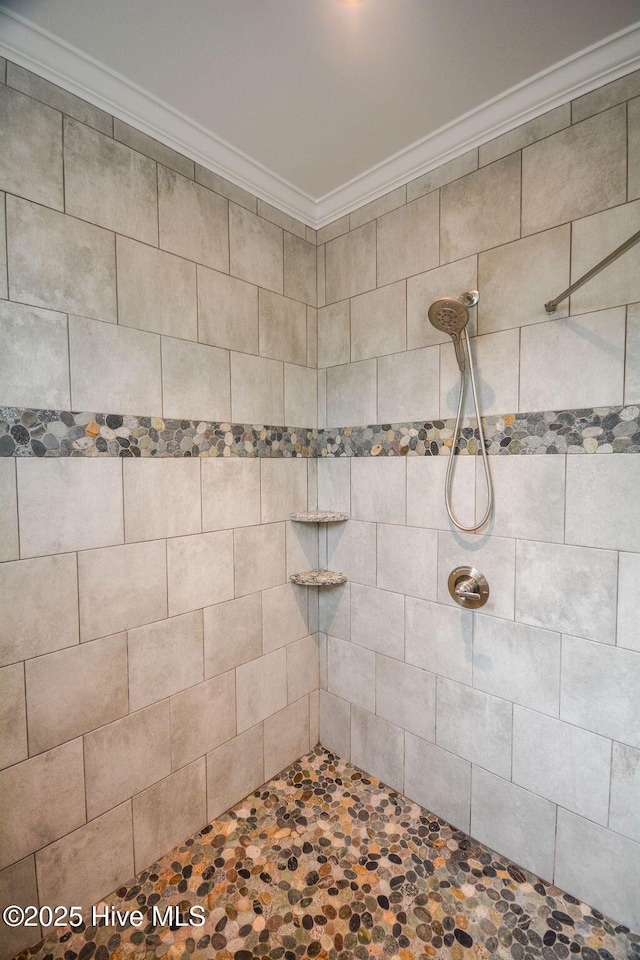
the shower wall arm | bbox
[544,228,640,314]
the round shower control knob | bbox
[447,566,489,609]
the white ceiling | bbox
[1,0,639,226]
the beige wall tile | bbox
[0,84,63,209]
[377,194,439,286]
[171,671,236,770]
[286,519,319,580]
[204,593,262,678]
[483,455,565,543]
[512,707,610,824]
[479,104,570,166]
[630,97,640,201]
[377,523,437,601]
[407,257,477,350]
[406,455,476,533]
[161,336,230,420]
[0,192,6,301]
[260,458,307,522]
[438,531,515,621]
[132,758,206,872]
[351,705,404,792]
[626,302,640,404]
[0,857,40,960]
[26,633,128,756]
[64,118,157,244]
[566,454,639,553]
[158,165,229,271]
[437,678,512,778]
[18,459,123,558]
[350,456,406,524]
[572,69,640,124]
[555,808,640,932]
[84,702,171,820]
[471,767,556,882]
[257,200,306,240]
[405,597,472,685]
[230,351,284,423]
[325,221,376,303]
[317,367,327,428]
[377,347,439,422]
[128,611,204,712]
[167,530,234,616]
[259,289,307,365]
[116,236,197,340]
[405,733,471,833]
[440,328,519,418]
[440,154,520,262]
[350,582,404,659]
[306,306,317,368]
[351,280,406,361]
[284,363,317,426]
[407,150,478,202]
[561,635,640,747]
[79,540,167,641]
[0,663,27,770]
[610,742,640,843]
[570,201,640,315]
[522,106,626,235]
[264,697,310,780]
[319,689,351,760]
[326,359,377,426]
[474,615,561,716]
[618,552,640,653]
[350,186,406,231]
[207,724,264,820]
[201,457,261,531]
[318,300,350,368]
[376,655,435,742]
[230,203,283,294]
[236,648,287,732]
[478,225,571,333]
[0,554,78,666]
[319,582,351,641]
[327,635,375,711]
[309,688,319,747]
[316,245,326,308]
[317,215,350,246]
[262,582,309,653]
[0,739,85,869]
[317,458,350,514]
[0,300,69,411]
[196,166,257,212]
[113,118,194,178]
[287,635,319,702]
[7,197,116,322]
[7,62,112,135]
[36,803,133,915]
[0,459,18,562]
[519,308,625,411]
[234,522,286,596]
[69,315,161,415]
[197,266,258,354]
[123,458,201,542]
[284,233,316,306]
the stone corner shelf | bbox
[290,570,348,586]
[289,511,349,523]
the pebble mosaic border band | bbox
[319,405,640,457]
[0,409,316,458]
[1,405,638,458]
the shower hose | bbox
[445,329,493,532]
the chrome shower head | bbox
[427,291,479,371]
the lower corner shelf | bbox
[290,570,348,586]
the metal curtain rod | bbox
[544,228,640,314]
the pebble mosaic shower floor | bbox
[15,747,639,960]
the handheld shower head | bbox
[428,291,478,371]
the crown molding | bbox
[1,7,639,229]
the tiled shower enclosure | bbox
[0,53,639,958]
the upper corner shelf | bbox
[290,511,349,523]
[290,570,348,586]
